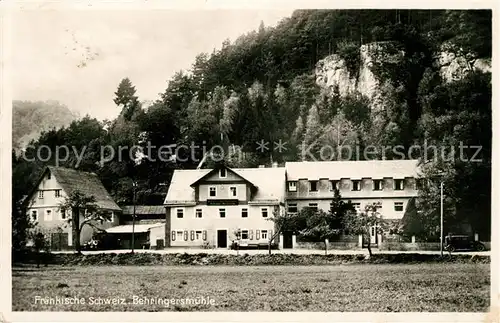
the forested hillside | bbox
[13,10,492,246]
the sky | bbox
[12,9,293,120]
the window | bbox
[171,231,176,241]
[241,230,249,240]
[308,203,318,211]
[209,187,216,197]
[44,209,52,221]
[352,180,361,191]
[230,186,237,197]
[330,180,339,191]
[190,230,195,241]
[31,210,38,221]
[395,179,404,190]
[60,209,66,220]
[196,231,202,240]
[184,230,188,241]
[176,231,183,240]
[261,230,268,240]
[176,208,184,218]
[55,189,62,198]
[373,180,382,191]
[195,209,203,218]
[261,208,268,218]
[394,202,404,212]
[288,181,297,192]
[47,172,51,179]
[219,208,226,218]
[202,230,207,241]
[309,181,318,192]
[352,203,361,212]
[241,208,248,218]
[288,203,298,214]
[219,168,226,178]
[38,191,44,199]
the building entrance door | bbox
[217,230,227,248]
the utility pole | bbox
[132,181,137,253]
[440,180,444,257]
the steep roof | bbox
[122,205,165,215]
[164,167,286,204]
[45,166,121,211]
[285,160,420,181]
[190,165,257,188]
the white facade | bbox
[165,160,420,249]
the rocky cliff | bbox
[315,41,491,111]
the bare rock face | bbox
[315,41,491,110]
[436,44,491,83]
[315,41,403,112]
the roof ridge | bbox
[48,165,98,176]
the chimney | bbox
[272,162,278,168]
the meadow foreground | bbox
[12,263,489,312]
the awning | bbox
[105,223,164,234]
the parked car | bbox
[444,235,486,252]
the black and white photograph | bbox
[3,2,497,320]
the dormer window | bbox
[219,168,226,178]
[395,179,404,190]
[373,180,383,191]
[209,187,216,197]
[47,172,51,180]
[309,181,318,192]
[352,180,361,191]
[288,181,297,192]
[38,191,44,199]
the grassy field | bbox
[12,263,489,312]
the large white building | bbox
[164,160,420,249]
[164,165,286,248]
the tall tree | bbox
[114,78,141,121]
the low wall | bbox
[295,241,360,250]
[379,241,491,251]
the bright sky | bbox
[12,9,293,120]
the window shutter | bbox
[172,231,176,241]
[184,230,188,241]
[249,230,253,240]
[202,230,207,241]
[190,230,195,241]
[256,230,260,240]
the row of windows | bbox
[287,202,405,213]
[288,179,407,192]
[208,186,238,197]
[37,189,62,199]
[172,230,207,241]
[177,207,269,219]
[170,229,272,242]
[236,229,271,240]
[30,209,116,222]
[31,208,67,221]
